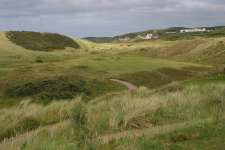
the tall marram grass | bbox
[0,97,81,141]
[0,83,225,149]
[83,84,225,137]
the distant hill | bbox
[6,31,80,51]
[84,37,114,43]
[84,26,225,43]
[114,26,225,41]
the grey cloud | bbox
[2,0,222,17]
[0,0,225,37]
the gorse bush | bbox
[5,77,123,101]
[6,78,88,101]
[6,31,80,51]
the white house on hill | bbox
[180,28,207,33]
[145,33,153,39]
[138,33,159,40]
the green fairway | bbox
[64,55,208,74]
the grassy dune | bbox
[6,31,80,51]
[0,31,210,103]
[0,30,225,149]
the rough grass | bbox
[0,98,81,141]
[183,72,225,86]
[0,83,225,149]
[125,37,225,65]
[70,54,204,74]
[0,121,78,150]
[6,31,80,51]
[97,120,225,150]
[117,68,195,88]
[0,31,224,149]
[83,84,225,137]
[189,40,225,64]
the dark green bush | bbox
[6,77,88,101]
[6,31,80,51]
[5,77,123,101]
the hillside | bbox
[0,29,225,149]
[84,37,114,43]
[126,37,225,65]
[114,26,225,41]
[6,31,80,51]
[85,26,225,43]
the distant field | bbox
[67,55,207,74]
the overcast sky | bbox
[0,0,225,37]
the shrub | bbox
[6,77,88,101]
[5,77,123,101]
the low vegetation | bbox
[0,83,224,149]
[117,68,195,88]
[113,26,225,41]
[5,76,123,102]
[6,31,80,51]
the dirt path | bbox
[110,79,138,91]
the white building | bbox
[138,33,159,40]
[145,33,153,39]
[180,28,207,33]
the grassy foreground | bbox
[0,83,225,149]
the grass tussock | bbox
[0,98,80,141]
[76,84,225,139]
[0,83,225,149]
